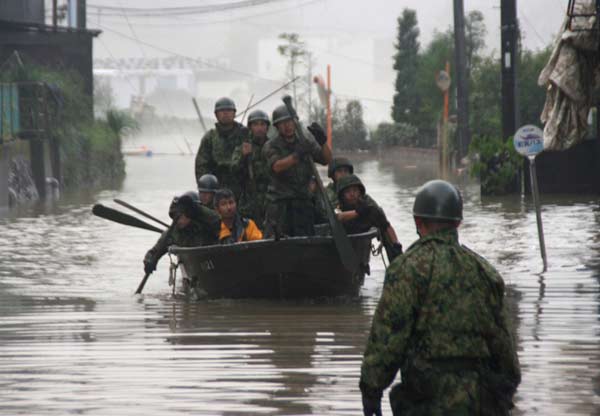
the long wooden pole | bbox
[326,65,332,149]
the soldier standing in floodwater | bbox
[360,180,521,416]
[195,97,247,199]
[231,109,271,226]
[262,105,332,237]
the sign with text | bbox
[514,125,544,157]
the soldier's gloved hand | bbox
[307,122,327,146]
[294,137,314,160]
[355,199,373,218]
[143,252,157,275]
[386,242,403,261]
[361,392,382,416]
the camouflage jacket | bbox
[360,228,520,412]
[231,134,270,224]
[195,122,246,197]
[263,133,326,202]
[145,206,221,265]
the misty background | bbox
[65,0,566,129]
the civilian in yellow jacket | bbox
[214,188,263,244]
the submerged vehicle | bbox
[169,228,378,299]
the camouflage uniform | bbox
[144,205,221,267]
[262,133,327,236]
[360,228,521,415]
[231,134,270,226]
[325,181,338,206]
[195,122,247,199]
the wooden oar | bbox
[113,198,169,228]
[282,95,359,274]
[91,204,164,233]
[135,219,177,295]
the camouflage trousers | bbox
[389,367,513,416]
[263,198,315,237]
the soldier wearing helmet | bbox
[360,180,521,416]
[261,105,332,237]
[326,156,354,206]
[231,109,271,225]
[197,174,219,208]
[335,174,402,261]
[143,191,221,276]
[195,97,248,200]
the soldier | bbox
[195,97,248,199]
[197,173,219,208]
[231,109,271,226]
[262,105,332,237]
[326,156,354,206]
[336,174,402,261]
[360,180,521,416]
[214,188,263,244]
[143,191,221,275]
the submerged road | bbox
[0,153,599,415]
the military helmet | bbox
[169,191,199,219]
[328,157,354,179]
[412,180,463,221]
[197,174,219,193]
[247,109,270,127]
[336,174,366,198]
[271,105,293,125]
[214,97,236,112]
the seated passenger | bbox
[214,188,263,244]
[197,174,219,208]
[143,191,221,275]
[325,157,353,206]
[335,174,403,261]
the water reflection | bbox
[0,154,599,414]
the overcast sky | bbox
[84,0,567,123]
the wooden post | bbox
[326,65,332,149]
[52,0,58,28]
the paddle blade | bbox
[92,204,164,233]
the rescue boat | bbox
[168,228,378,299]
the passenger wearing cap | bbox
[214,188,263,244]
[195,97,248,199]
[142,191,221,276]
[326,157,354,206]
[262,105,332,237]
[335,174,403,261]
[231,109,271,226]
[197,173,219,208]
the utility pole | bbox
[307,52,313,121]
[501,0,519,141]
[453,0,470,160]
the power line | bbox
[518,8,548,48]
[88,0,293,17]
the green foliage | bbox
[106,109,139,137]
[371,122,419,147]
[469,136,521,195]
[1,58,124,190]
[518,47,552,126]
[392,9,421,124]
[338,100,368,150]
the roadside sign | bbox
[514,124,544,156]
[435,70,451,92]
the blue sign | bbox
[514,125,544,156]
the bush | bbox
[469,135,521,195]
[371,122,419,147]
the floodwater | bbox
[1,151,600,415]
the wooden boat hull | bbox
[169,229,377,299]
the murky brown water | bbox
[1,152,599,415]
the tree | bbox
[277,33,307,112]
[465,10,487,76]
[338,100,368,150]
[392,9,420,125]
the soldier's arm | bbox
[144,229,172,266]
[231,144,247,177]
[195,131,213,186]
[264,141,299,174]
[360,256,427,395]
